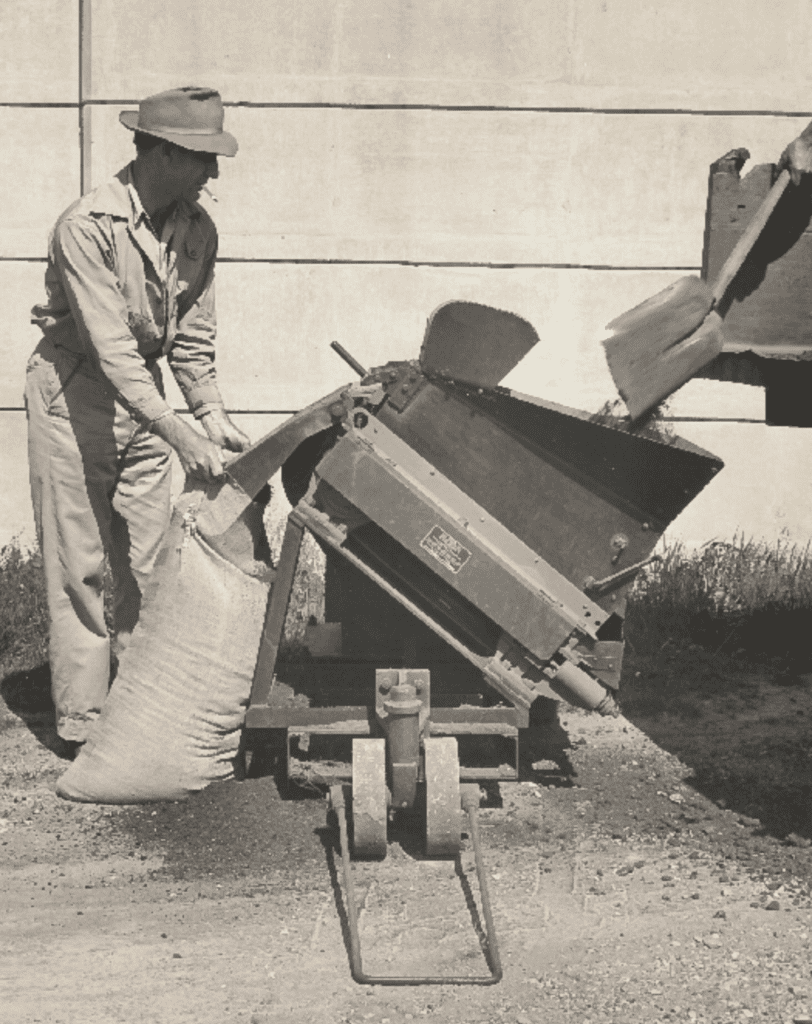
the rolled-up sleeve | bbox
[167,257,225,419]
[52,216,172,424]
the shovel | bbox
[603,168,791,421]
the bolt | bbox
[379,682,391,694]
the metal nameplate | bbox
[420,525,471,574]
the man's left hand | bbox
[200,408,251,453]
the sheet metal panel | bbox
[314,418,607,663]
[376,378,722,610]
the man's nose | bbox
[207,159,219,180]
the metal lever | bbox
[329,784,502,986]
[331,340,368,378]
[583,554,661,597]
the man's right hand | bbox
[150,412,226,482]
[778,122,812,186]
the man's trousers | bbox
[25,339,172,742]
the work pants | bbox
[25,339,172,742]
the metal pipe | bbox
[330,341,368,378]
[461,786,503,981]
[330,785,502,985]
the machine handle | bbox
[583,554,661,597]
[331,340,368,378]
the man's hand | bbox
[150,412,227,482]
[199,408,251,453]
[778,124,812,186]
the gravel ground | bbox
[1,648,811,1023]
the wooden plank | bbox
[4,416,812,555]
[571,0,812,114]
[664,421,812,547]
[0,261,50,408]
[87,0,812,112]
[8,261,765,416]
[0,412,34,550]
[0,411,287,551]
[87,104,805,267]
[0,108,80,258]
[0,0,78,103]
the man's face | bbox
[165,146,219,203]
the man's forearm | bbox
[150,411,226,481]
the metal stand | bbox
[329,783,503,986]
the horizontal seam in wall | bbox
[214,259,703,271]
[0,256,701,271]
[0,407,765,422]
[0,407,296,415]
[1,101,810,118]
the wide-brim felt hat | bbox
[120,86,238,157]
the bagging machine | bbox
[229,301,723,983]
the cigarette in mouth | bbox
[202,186,218,202]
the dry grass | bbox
[3,528,812,680]
[627,534,812,665]
[0,543,48,676]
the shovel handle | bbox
[711,168,791,306]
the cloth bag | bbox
[57,478,273,803]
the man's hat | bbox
[119,87,238,157]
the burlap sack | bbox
[57,479,273,803]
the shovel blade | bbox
[619,311,726,421]
[603,275,719,420]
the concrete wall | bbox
[3,0,812,549]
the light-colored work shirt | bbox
[31,163,224,425]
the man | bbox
[25,86,249,753]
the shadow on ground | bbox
[620,644,812,841]
[0,661,72,759]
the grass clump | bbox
[627,534,812,664]
[0,542,48,675]
[4,527,812,678]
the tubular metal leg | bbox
[329,784,502,986]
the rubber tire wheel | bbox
[425,736,461,856]
[352,738,388,857]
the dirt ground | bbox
[1,648,811,1024]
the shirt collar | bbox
[124,163,151,228]
[86,163,201,226]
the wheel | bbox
[424,737,461,856]
[351,738,388,857]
